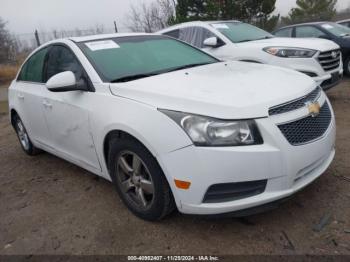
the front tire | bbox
[14,115,41,156]
[345,57,350,76]
[108,136,175,221]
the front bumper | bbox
[158,95,336,215]
[269,56,343,90]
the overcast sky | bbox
[1,0,349,35]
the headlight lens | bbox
[263,47,317,58]
[160,110,263,146]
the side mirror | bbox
[203,37,219,48]
[46,71,88,92]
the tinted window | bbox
[295,26,326,38]
[274,28,293,37]
[320,22,350,37]
[45,45,83,81]
[78,36,218,82]
[211,22,273,43]
[163,29,180,39]
[178,27,217,48]
[18,47,48,83]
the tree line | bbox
[126,0,341,32]
[1,0,349,65]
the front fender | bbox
[89,94,192,179]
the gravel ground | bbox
[0,80,349,255]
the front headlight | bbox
[263,47,317,58]
[160,110,263,146]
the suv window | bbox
[274,28,293,37]
[295,26,326,38]
[17,47,49,83]
[45,45,84,81]
[178,27,217,48]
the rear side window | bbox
[163,29,180,39]
[45,45,83,81]
[295,26,326,38]
[18,47,48,83]
[178,27,217,48]
[274,28,293,37]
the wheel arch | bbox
[102,129,158,174]
[10,108,19,128]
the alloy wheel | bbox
[116,151,155,209]
[16,119,30,151]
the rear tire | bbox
[108,136,176,221]
[13,115,41,156]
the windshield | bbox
[78,36,218,82]
[211,22,273,43]
[320,22,350,37]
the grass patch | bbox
[0,65,19,85]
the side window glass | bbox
[163,29,180,39]
[17,47,48,83]
[295,26,326,38]
[45,46,83,81]
[275,28,293,37]
[178,27,217,48]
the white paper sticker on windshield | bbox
[212,23,229,29]
[321,24,334,29]
[85,40,120,51]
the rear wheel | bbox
[108,136,175,221]
[14,115,41,156]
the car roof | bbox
[69,33,154,43]
[158,20,241,33]
[337,19,350,23]
[275,21,331,31]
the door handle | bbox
[17,94,24,100]
[42,101,52,108]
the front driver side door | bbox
[42,44,101,172]
[14,47,52,147]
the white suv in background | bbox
[159,21,343,90]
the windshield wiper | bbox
[237,36,273,43]
[163,62,215,73]
[111,72,160,83]
[340,33,350,37]
[110,62,214,83]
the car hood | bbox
[109,61,317,119]
[238,37,340,51]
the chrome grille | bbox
[317,49,341,72]
[278,102,332,146]
[269,87,321,116]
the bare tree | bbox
[126,0,175,33]
[0,17,16,63]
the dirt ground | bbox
[0,80,349,256]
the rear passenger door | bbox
[14,47,52,146]
[42,45,101,171]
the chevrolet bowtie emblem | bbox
[307,102,321,117]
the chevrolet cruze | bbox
[8,33,336,221]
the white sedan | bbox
[8,33,336,221]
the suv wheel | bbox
[108,136,176,221]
